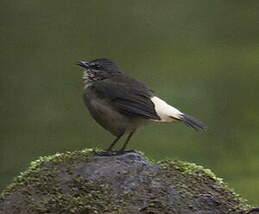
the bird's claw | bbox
[93,149,136,156]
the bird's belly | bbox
[86,98,141,136]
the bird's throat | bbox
[82,70,94,88]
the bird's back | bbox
[102,74,154,96]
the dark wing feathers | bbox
[113,97,159,119]
[90,76,160,120]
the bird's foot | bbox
[116,149,136,155]
[93,149,136,156]
[93,150,117,156]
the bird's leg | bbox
[94,133,124,156]
[118,130,136,153]
[106,133,124,151]
[94,131,136,156]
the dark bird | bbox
[77,58,206,155]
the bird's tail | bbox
[180,113,207,131]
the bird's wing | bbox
[89,79,160,120]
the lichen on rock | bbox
[0,149,252,214]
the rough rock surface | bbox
[0,149,251,214]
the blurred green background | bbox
[1,0,259,205]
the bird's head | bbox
[76,58,121,86]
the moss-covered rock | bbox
[0,149,253,214]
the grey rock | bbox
[0,149,250,214]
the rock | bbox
[0,149,251,214]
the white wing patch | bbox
[151,96,183,122]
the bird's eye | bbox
[90,63,101,70]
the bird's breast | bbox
[83,92,144,136]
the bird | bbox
[76,58,206,155]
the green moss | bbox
[0,148,126,213]
[170,160,222,181]
[159,160,250,211]
[1,149,251,213]
[1,148,95,197]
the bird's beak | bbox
[76,60,90,69]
